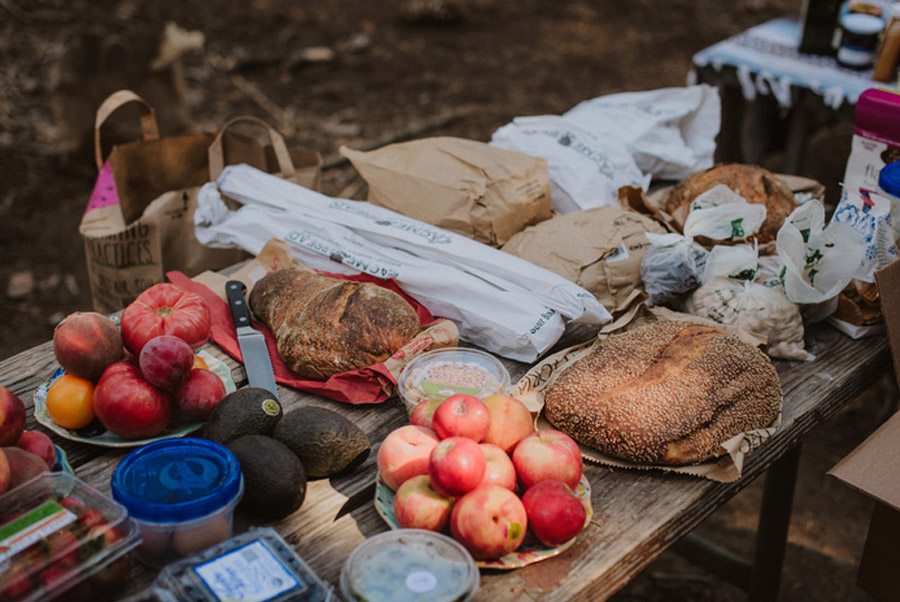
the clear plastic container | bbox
[340,529,479,602]
[0,471,140,602]
[111,437,243,567]
[151,527,331,601]
[397,348,510,412]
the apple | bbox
[428,437,485,497]
[522,480,587,546]
[93,362,172,440]
[175,369,226,421]
[450,485,527,560]
[16,431,55,469]
[0,449,10,494]
[482,394,534,453]
[52,312,123,381]
[410,399,442,430]
[377,425,440,490]
[479,443,516,491]
[139,335,194,390]
[0,387,26,446]
[431,394,491,442]
[512,430,582,490]
[393,475,454,532]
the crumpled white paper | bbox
[563,84,720,180]
[195,164,612,362]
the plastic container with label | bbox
[148,527,330,601]
[0,471,140,602]
[878,161,900,241]
[397,347,510,412]
[111,437,243,567]
[340,529,479,602]
[837,13,885,68]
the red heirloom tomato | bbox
[121,284,211,355]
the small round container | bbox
[111,437,244,567]
[837,13,885,69]
[397,347,511,412]
[340,530,479,602]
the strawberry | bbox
[39,565,69,591]
[59,495,85,512]
[45,530,80,568]
[2,566,33,600]
[78,508,104,530]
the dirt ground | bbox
[0,0,891,599]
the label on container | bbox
[193,540,304,602]
[0,501,77,563]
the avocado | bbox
[273,406,371,479]
[202,387,283,445]
[229,435,307,521]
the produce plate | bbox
[374,472,593,570]
[53,445,74,475]
[33,349,236,448]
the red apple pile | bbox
[50,284,226,440]
[377,393,588,560]
[0,388,52,496]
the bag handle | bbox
[94,90,160,170]
[208,116,296,180]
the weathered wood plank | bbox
[0,320,889,601]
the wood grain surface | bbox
[0,322,889,601]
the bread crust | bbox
[249,268,421,379]
[543,321,781,465]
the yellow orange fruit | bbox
[46,374,95,429]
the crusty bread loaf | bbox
[249,268,420,379]
[544,321,781,466]
[666,164,796,244]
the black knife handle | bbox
[226,280,252,328]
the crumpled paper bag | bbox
[340,137,553,246]
[501,206,665,314]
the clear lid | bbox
[397,348,510,411]
[154,527,330,602]
[0,472,140,602]
[340,529,479,602]
[111,438,242,524]
[879,161,900,197]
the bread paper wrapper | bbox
[511,304,782,483]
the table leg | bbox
[715,82,746,164]
[782,92,812,175]
[748,444,802,602]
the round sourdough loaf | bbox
[543,320,781,466]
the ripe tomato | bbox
[121,284,211,355]
[46,374,95,429]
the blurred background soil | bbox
[0,0,892,599]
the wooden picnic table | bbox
[0,316,891,601]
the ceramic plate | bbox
[53,445,74,475]
[374,472,593,570]
[33,349,236,448]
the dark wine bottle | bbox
[799,0,843,55]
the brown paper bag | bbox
[340,137,553,246]
[80,92,321,313]
[501,206,665,314]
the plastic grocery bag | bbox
[683,244,812,361]
[776,201,867,304]
[682,185,767,241]
[564,85,720,180]
[830,187,898,282]
[490,115,648,213]
[640,232,709,305]
[195,165,612,362]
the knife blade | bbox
[226,280,278,398]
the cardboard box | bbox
[829,258,900,601]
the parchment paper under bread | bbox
[511,304,782,483]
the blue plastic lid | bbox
[111,438,243,523]
[879,162,900,198]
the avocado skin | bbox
[273,406,371,479]
[229,435,307,521]
[202,387,283,445]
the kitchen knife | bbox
[226,280,278,398]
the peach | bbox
[53,312,123,381]
[482,394,534,453]
[175,369,226,421]
[377,425,440,490]
[512,430,583,490]
[0,388,26,446]
[3,447,49,489]
[450,485,527,560]
[479,443,517,491]
[0,449,10,494]
[394,475,454,532]
[16,430,55,469]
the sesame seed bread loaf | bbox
[249,268,421,380]
[543,321,781,466]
